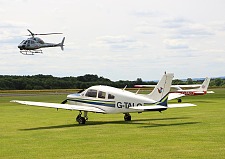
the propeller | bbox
[61,99,67,104]
[61,90,84,104]
[27,29,63,37]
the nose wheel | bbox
[76,111,88,124]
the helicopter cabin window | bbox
[98,91,106,99]
[31,40,34,44]
[85,89,97,98]
[108,93,115,99]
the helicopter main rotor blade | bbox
[36,33,63,35]
[27,29,63,36]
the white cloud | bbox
[91,35,147,51]
[162,17,191,29]
[160,18,215,39]
[163,39,189,50]
[132,9,162,17]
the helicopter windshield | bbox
[20,40,26,44]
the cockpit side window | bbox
[108,93,115,99]
[98,91,106,99]
[85,89,97,98]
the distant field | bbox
[0,88,224,159]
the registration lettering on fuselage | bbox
[116,102,142,108]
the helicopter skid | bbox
[20,49,43,55]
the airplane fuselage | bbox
[171,90,206,96]
[66,85,161,114]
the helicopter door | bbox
[27,40,31,47]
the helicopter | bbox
[18,29,65,55]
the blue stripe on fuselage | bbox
[67,98,115,107]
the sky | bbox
[0,0,225,81]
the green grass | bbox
[0,88,225,159]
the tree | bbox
[187,78,193,84]
[214,78,223,86]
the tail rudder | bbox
[197,77,210,92]
[60,37,65,51]
[148,73,174,102]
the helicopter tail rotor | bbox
[60,37,65,51]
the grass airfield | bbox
[0,88,225,159]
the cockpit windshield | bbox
[85,89,97,98]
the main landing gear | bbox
[20,49,43,55]
[178,98,182,103]
[124,113,131,121]
[76,111,88,124]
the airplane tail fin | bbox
[147,73,174,104]
[60,37,65,51]
[197,77,210,92]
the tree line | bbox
[0,74,224,90]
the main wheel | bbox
[76,114,81,122]
[124,114,131,121]
[178,99,182,103]
[78,117,86,124]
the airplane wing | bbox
[134,85,156,88]
[135,84,202,89]
[11,100,105,113]
[172,84,201,88]
[168,93,185,100]
[130,103,196,111]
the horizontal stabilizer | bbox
[168,93,185,100]
[168,103,196,108]
[11,100,105,113]
[129,105,167,111]
[207,91,215,94]
[130,103,196,111]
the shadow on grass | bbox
[192,100,216,103]
[19,117,199,131]
[140,121,200,128]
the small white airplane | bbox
[135,77,214,102]
[11,73,196,124]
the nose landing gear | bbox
[76,111,88,124]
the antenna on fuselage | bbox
[123,85,127,91]
[135,88,140,94]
